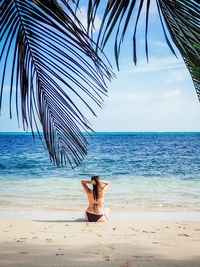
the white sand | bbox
[0,218,200,266]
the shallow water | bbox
[0,133,200,214]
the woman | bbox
[81,176,110,222]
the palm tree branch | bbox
[84,0,200,99]
[0,0,113,167]
[158,0,200,99]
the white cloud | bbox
[162,88,181,98]
[124,56,185,73]
[76,6,101,32]
[140,0,158,22]
[165,70,188,84]
[152,41,168,48]
[111,93,146,101]
[149,0,158,15]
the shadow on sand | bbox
[34,218,86,223]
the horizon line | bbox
[1,131,200,134]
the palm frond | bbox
[85,0,200,100]
[157,0,200,99]
[85,0,162,68]
[0,0,113,167]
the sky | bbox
[1,0,200,132]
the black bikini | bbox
[86,203,107,222]
[86,212,104,222]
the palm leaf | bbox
[157,0,200,99]
[85,0,200,99]
[0,0,113,167]
[85,0,155,67]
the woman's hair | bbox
[91,176,102,200]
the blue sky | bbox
[1,0,200,132]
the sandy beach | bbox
[1,133,200,266]
[0,218,200,267]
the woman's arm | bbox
[100,180,110,193]
[81,180,93,193]
[100,180,110,185]
[81,180,91,185]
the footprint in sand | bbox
[132,255,143,259]
[178,233,190,237]
[142,230,155,233]
[128,227,138,232]
[46,238,53,242]
[193,229,200,231]
[178,226,186,229]
[102,255,110,261]
[132,255,153,259]
[120,260,131,267]
[108,244,115,250]
[16,239,26,242]
[32,236,38,239]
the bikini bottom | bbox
[86,212,104,222]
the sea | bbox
[0,132,200,221]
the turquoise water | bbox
[0,132,200,214]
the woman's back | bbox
[81,176,110,222]
[87,190,105,214]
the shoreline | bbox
[0,209,200,221]
[0,218,200,267]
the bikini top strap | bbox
[93,203,97,213]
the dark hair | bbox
[91,176,101,201]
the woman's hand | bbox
[90,180,96,185]
[81,180,96,185]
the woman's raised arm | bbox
[81,180,92,193]
[100,180,110,185]
[100,180,110,193]
[81,180,90,184]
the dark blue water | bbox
[1,133,200,212]
[0,132,200,180]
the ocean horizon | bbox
[1,131,200,135]
[0,132,200,220]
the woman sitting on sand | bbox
[81,176,110,222]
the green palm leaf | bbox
[0,0,113,167]
[85,0,200,98]
[157,0,200,99]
